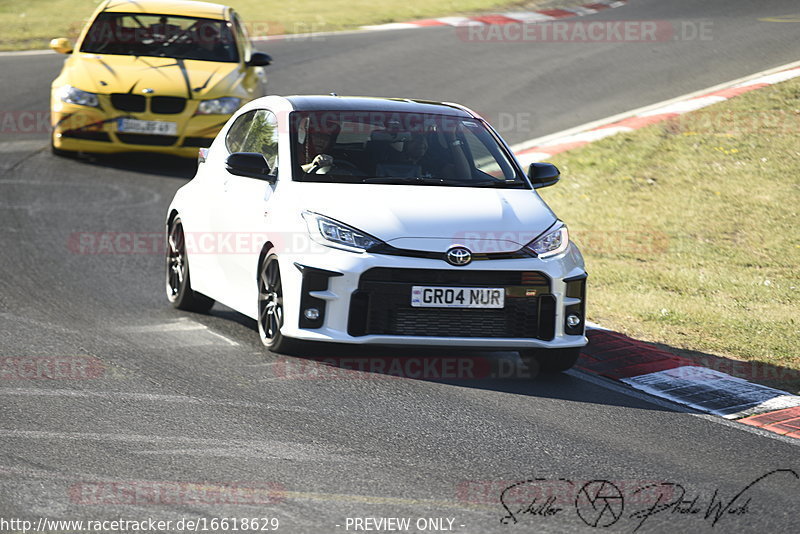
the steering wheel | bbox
[307,158,361,175]
[330,160,361,173]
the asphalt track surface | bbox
[1,0,799,532]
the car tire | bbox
[165,217,215,313]
[257,256,303,355]
[519,347,581,375]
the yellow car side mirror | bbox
[50,38,73,54]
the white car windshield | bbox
[80,13,239,63]
[291,111,528,188]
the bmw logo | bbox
[446,246,472,266]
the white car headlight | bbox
[526,222,569,259]
[302,212,382,252]
[58,85,98,107]
[197,97,241,115]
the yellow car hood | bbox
[68,54,243,98]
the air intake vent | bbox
[110,93,146,112]
[151,96,186,114]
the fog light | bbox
[304,308,320,320]
[566,314,581,328]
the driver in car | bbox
[150,16,180,43]
[193,20,223,60]
[299,117,345,174]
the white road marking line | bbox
[434,16,482,26]
[563,7,599,16]
[0,388,307,410]
[0,49,51,57]
[638,95,727,116]
[0,430,366,462]
[538,125,633,146]
[116,318,241,347]
[0,430,246,445]
[205,329,240,346]
[131,447,356,461]
[359,23,421,31]
[117,319,206,333]
[501,12,556,23]
[252,28,375,41]
[0,465,230,485]
[245,361,280,366]
[509,59,800,154]
[736,68,800,86]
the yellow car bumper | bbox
[51,94,231,158]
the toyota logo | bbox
[446,247,472,266]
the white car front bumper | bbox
[275,242,588,350]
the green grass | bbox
[0,0,579,50]
[540,78,800,376]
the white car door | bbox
[177,154,226,299]
[214,108,279,317]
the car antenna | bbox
[330,92,338,96]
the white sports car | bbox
[165,95,587,372]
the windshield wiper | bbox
[361,176,458,185]
[465,179,525,188]
[362,177,524,188]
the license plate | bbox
[117,118,177,135]
[411,286,504,309]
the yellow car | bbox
[49,0,271,158]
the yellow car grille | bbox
[109,93,187,114]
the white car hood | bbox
[295,183,557,253]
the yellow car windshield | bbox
[80,12,239,63]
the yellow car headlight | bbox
[58,85,99,108]
[197,97,241,115]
